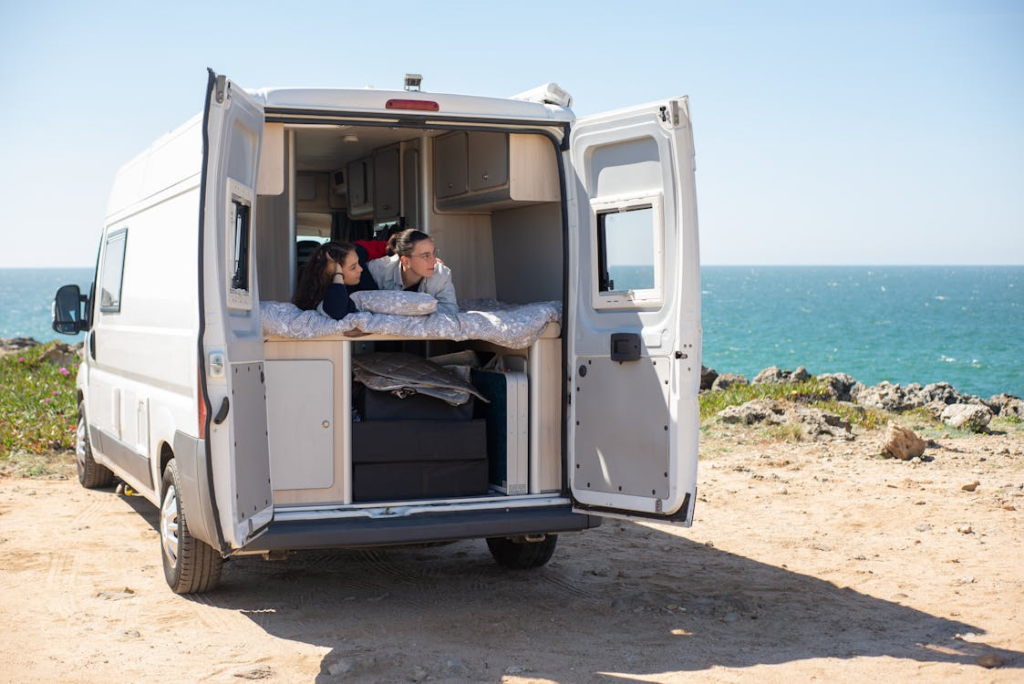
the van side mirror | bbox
[52,284,89,335]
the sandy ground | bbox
[1,427,1021,684]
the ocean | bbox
[3,266,1022,399]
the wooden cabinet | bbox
[346,157,374,219]
[433,132,559,210]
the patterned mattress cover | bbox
[261,299,562,350]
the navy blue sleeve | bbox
[353,243,379,292]
[321,283,358,319]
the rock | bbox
[791,406,853,441]
[700,366,718,391]
[915,382,962,406]
[961,481,980,492]
[718,399,785,425]
[956,524,973,534]
[1001,398,1024,419]
[976,653,1004,669]
[752,366,810,385]
[940,404,994,432]
[40,342,78,368]
[853,381,910,412]
[880,423,927,461]
[818,373,857,401]
[0,337,40,356]
[711,373,748,392]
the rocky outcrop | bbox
[940,404,993,433]
[711,373,748,392]
[851,381,911,412]
[718,399,852,441]
[818,373,857,402]
[700,366,719,391]
[880,422,927,460]
[751,365,811,385]
[986,393,1024,418]
[0,337,40,356]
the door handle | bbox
[213,397,230,425]
[610,333,641,362]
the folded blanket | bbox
[261,299,562,350]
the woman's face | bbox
[339,250,363,286]
[402,239,437,280]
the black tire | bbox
[486,535,558,569]
[76,401,114,489]
[160,459,223,594]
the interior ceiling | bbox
[292,126,441,172]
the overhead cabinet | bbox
[434,132,559,210]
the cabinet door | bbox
[468,132,509,192]
[347,158,374,217]
[434,132,467,199]
[373,146,401,220]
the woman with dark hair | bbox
[292,241,375,319]
[367,229,458,314]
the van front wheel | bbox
[160,459,223,594]
[486,535,558,569]
[76,402,114,489]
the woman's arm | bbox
[320,282,358,319]
[429,263,459,315]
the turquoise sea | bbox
[3,266,1022,398]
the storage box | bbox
[350,419,488,501]
[353,382,474,422]
[471,369,529,495]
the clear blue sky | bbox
[1,0,1021,268]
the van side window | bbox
[231,199,251,291]
[226,179,255,310]
[597,206,655,292]
[99,229,128,312]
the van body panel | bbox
[257,88,574,123]
[566,98,701,522]
[199,73,274,550]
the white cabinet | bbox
[434,132,559,210]
[373,145,401,221]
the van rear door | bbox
[199,70,274,550]
[567,98,701,524]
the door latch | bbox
[610,333,641,362]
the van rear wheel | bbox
[160,459,223,594]
[486,535,558,569]
[76,402,114,489]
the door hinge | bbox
[215,75,231,104]
[659,102,681,127]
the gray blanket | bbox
[261,299,561,350]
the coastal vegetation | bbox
[0,341,78,475]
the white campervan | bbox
[52,70,701,594]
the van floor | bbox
[2,426,1021,682]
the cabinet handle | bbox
[482,173,489,179]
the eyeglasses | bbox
[409,250,438,261]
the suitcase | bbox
[471,368,529,495]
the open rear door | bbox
[567,98,701,524]
[199,70,273,550]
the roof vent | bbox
[510,82,572,108]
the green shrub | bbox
[0,343,79,457]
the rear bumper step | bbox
[239,505,601,553]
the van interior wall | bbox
[491,203,563,304]
[256,192,292,302]
[427,214,497,301]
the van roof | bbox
[254,87,576,123]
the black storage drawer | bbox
[354,382,474,422]
[351,420,488,501]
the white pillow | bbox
[351,290,438,316]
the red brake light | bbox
[385,99,439,112]
[197,365,208,439]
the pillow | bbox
[351,290,438,316]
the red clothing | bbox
[354,239,388,261]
